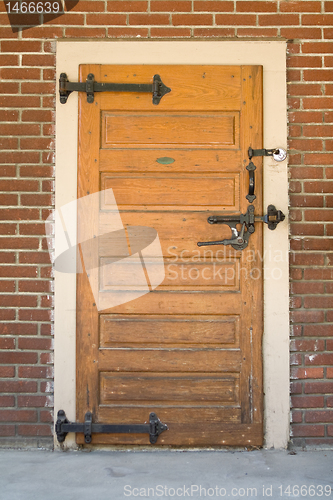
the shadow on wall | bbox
[5,0,80,32]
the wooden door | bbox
[76,64,263,446]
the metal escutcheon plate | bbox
[273,148,287,162]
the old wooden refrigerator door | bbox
[76,64,263,446]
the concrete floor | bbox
[0,449,332,500]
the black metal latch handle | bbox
[197,205,285,251]
[246,147,287,203]
[55,410,168,445]
[59,73,171,105]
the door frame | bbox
[54,40,289,449]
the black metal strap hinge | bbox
[59,73,171,105]
[197,205,285,250]
[55,410,168,444]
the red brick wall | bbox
[0,0,332,449]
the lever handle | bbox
[246,161,256,203]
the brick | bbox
[302,42,333,53]
[0,151,40,164]
[107,1,148,11]
[19,253,50,265]
[236,1,276,12]
[288,55,322,68]
[302,14,333,25]
[325,111,333,122]
[289,111,323,123]
[0,410,37,423]
[0,68,40,80]
[42,13,84,24]
[281,1,321,12]
[17,396,50,407]
[0,366,15,378]
[0,253,16,264]
[305,151,333,164]
[0,82,19,94]
[22,110,53,122]
[66,0,106,11]
[291,411,302,423]
[18,367,48,379]
[1,40,42,52]
[281,27,322,39]
[0,396,15,407]
[0,54,19,65]
[21,26,63,38]
[19,224,46,236]
[172,13,214,25]
[292,424,325,437]
[0,237,39,250]
[0,123,41,135]
[0,381,37,393]
[19,165,54,178]
[303,125,333,137]
[305,353,333,365]
[0,110,18,121]
[0,266,37,278]
[291,282,324,294]
[290,139,323,151]
[290,224,324,236]
[289,195,324,207]
[215,14,256,25]
[21,82,56,94]
[328,396,333,407]
[0,223,16,235]
[305,181,333,192]
[18,424,52,437]
[289,180,301,192]
[0,352,37,364]
[290,381,302,394]
[86,13,127,24]
[304,268,333,280]
[107,27,149,37]
[259,13,299,25]
[0,295,37,307]
[0,310,15,321]
[303,97,333,109]
[0,180,39,192]
[288,83,322,96]
[291,396,324,408]
[194,1,234,12]
[305,411,333,423]
[40,410,53,423]
[236,28,278,36]
[305,209,333,221]
[19,281,52,293]
[151,27,191,37]
[18,338,52,351]
[21,194,53,208]
[304,69,333,81]
[18,310,52,322]
[291,368,324,379]
[291,310,325,323]
[303,238,333,250]
[0,425,15,437]
[0,335,15,349]
[292,254,325,266]
[305,382,333,393]
[65,27,106,37]
[291,339,325,352]
[0,323,37,336]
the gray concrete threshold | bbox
[0,449,332,500]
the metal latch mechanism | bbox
[55,410,168,445]
[59,73,171,105]
[246,147,287,203]
[197,205,285,251]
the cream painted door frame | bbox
[55,41,289,449]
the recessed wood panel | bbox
[102,112,239,149]
[101,173,238,209]
[99,258,239,291]
[100,372,240,405]
[100,314,240,348]
[99,149,242,173]
[98,349,241,373]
